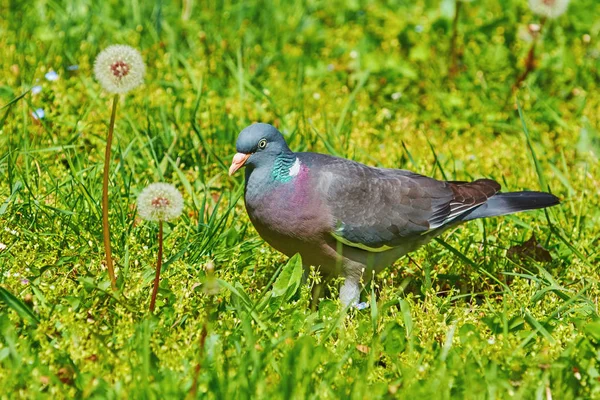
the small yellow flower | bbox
[137,183,183,222]
[94,45,145,94]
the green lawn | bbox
[1,0,600,398]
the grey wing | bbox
[315,158,454,251]
[312,155,501,251]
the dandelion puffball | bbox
[137,183,183,222]
[528,0,570,19]
[94,45,145,94]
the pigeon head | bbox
[229,123,291,175]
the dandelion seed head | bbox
[137,183,183,222]
[94,45,145,94]
[528,0,570,19]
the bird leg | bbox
[339,273,361,307]
[339,253,376,308]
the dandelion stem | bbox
[449,0,462,78]
[513,17,547,92]
[181,0,193,21]
[188,322,208,399]
[102,94,119,291]
[150,220,164,312]
[513,42,537,91]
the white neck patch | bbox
[289,158,301,177]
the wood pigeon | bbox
[229,123,560,306]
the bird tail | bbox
[460,191,560,222]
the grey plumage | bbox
[460,191,559,221]
[229,123,560,306]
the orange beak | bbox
[229,152,251,176]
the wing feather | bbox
[303,153,501,251]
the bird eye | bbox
[258,139,267,149]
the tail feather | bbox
[460,191,560,222]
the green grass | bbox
[1,0,600,398]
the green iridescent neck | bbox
[271,153,297,183]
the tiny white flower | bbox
[0,243,6,251]
[31,85,42,95]
[45,71,59,81]
[202,261,220,296]
[415,25,424,33]
[381,108,392,120]
[391,92,403,100]
[529,23,542,33]
[313,92,321,100]
[137,183,183,222]
[518,24,542,43]
[528,0,570,19]
[67,65,79,71]
[94,45,146,94]
[32,108,45,120]
[349,50,358,59]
